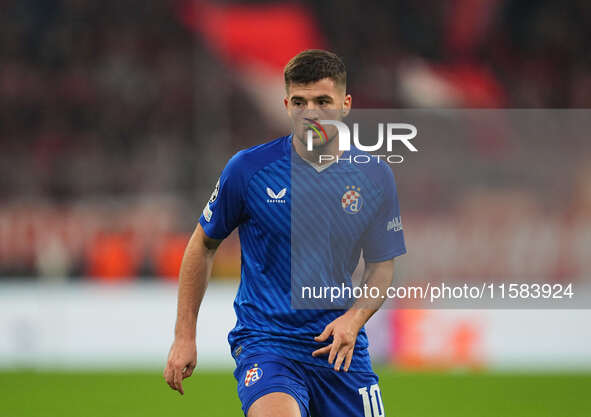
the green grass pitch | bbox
[1,369,590,417]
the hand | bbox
[163,338,197,395]
[312,311,364,372]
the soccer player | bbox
[164,49,406,417]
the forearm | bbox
[347,259,395,328]
[174,227,218,341]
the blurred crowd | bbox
[0,0,590,280]
[314,0,591,107]
[0,0,195,202]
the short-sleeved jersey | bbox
[199,135,406,372]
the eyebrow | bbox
[290,95,334,102]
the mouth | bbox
[303,118,327,142]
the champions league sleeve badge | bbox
[209,178,220,203]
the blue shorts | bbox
[233,352,385,417]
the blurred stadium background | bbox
[1,0,591,416]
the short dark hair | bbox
[284,49,346,91]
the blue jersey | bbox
[198,135,406,372]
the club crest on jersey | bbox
[341,185,363,214]
[244,366,263,387]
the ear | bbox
[283,96,289,109]
[342,94,352,117]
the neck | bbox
[291,133,343,165]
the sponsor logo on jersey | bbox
[244,366,263,387]
[387,216,403,232]
[341,185,363,214]
[266,187,287,204]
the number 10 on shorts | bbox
[358,384,385,417]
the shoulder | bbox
[225,136,289,174]
[221,135,289,183]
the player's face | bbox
[284,78,352,149]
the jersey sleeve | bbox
[198,152,246,239]
[361,167,407,262]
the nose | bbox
[303,106,320,120]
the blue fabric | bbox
[198,135,406,373]
[234,352,384,417]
